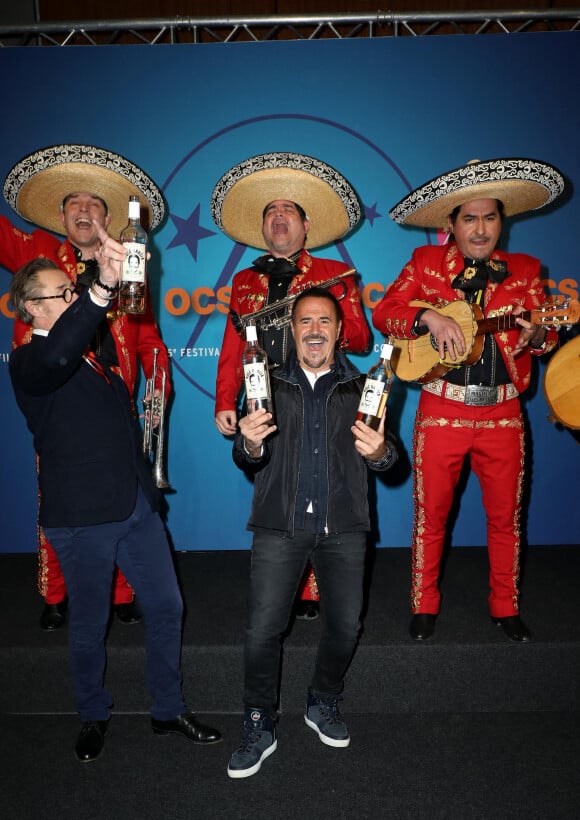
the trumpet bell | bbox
[142,347,171,489]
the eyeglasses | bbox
[29,285,81,304]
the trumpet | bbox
[142,347,171,489]
[228,268,356,335]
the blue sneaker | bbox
[304,692,350,748]
[227,709,277,779]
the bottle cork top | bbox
[128,196,140,220]
[380,342,394,360]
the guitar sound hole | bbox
[429,334,455,359]
[429,334,449,354]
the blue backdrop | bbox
[1,32,579,552]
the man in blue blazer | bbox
[9,237,221,763]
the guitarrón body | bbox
[543,335,580,430]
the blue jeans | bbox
[44,485,185,722]
[243,529,367,716]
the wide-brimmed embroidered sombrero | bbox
[3,144,166,238]
[210,152,361,250]
[389,158,565,229]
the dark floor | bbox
[1,547,579,819]
[3,710,580,820]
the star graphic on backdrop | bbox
[364,202,382,227]
[167,204,216,261]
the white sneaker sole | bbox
[304,715,350,748]
[227,738,278,779]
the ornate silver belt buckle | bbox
[464,385,498,406]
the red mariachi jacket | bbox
[372,242,557,395]
[215,249,370,414]
[0,215,170,397]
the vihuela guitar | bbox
[543,335,580,430]
[390,297,580,383]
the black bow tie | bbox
[451,258,509,292]
[252,254,299,277]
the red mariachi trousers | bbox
[299,565,320,602]
[39,528,134,606]
[411,391,525,618]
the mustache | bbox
[303,334,327,343]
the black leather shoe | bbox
[114,599,142,624]
[410,613,436,640]
[151,712,222,744]
[40,600,67,631]
[75,721,107,763]
[493,615,531,642]
[295,600,320,620]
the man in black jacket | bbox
[9,246,221,763]
[227,287,398,779]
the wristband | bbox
[94,277,119,295]
[412,308,429,336]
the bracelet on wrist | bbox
[89,284,112,304]
[243,439,263,458]
[94,277,119,295]
[366,448,393,468]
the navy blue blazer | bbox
[9,290,160,528]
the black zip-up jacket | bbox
[233,350,398,536]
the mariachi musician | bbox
[373,157,565,642]
[1,144,169,630]
[210,152,371,619]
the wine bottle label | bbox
[122,242,146,283]
[358,377,386,416]
[244,362,270,400]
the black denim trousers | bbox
[243,528,367,715]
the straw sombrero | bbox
[389,158,565,229]
[3,144,166,238]
[210,152,361,250]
